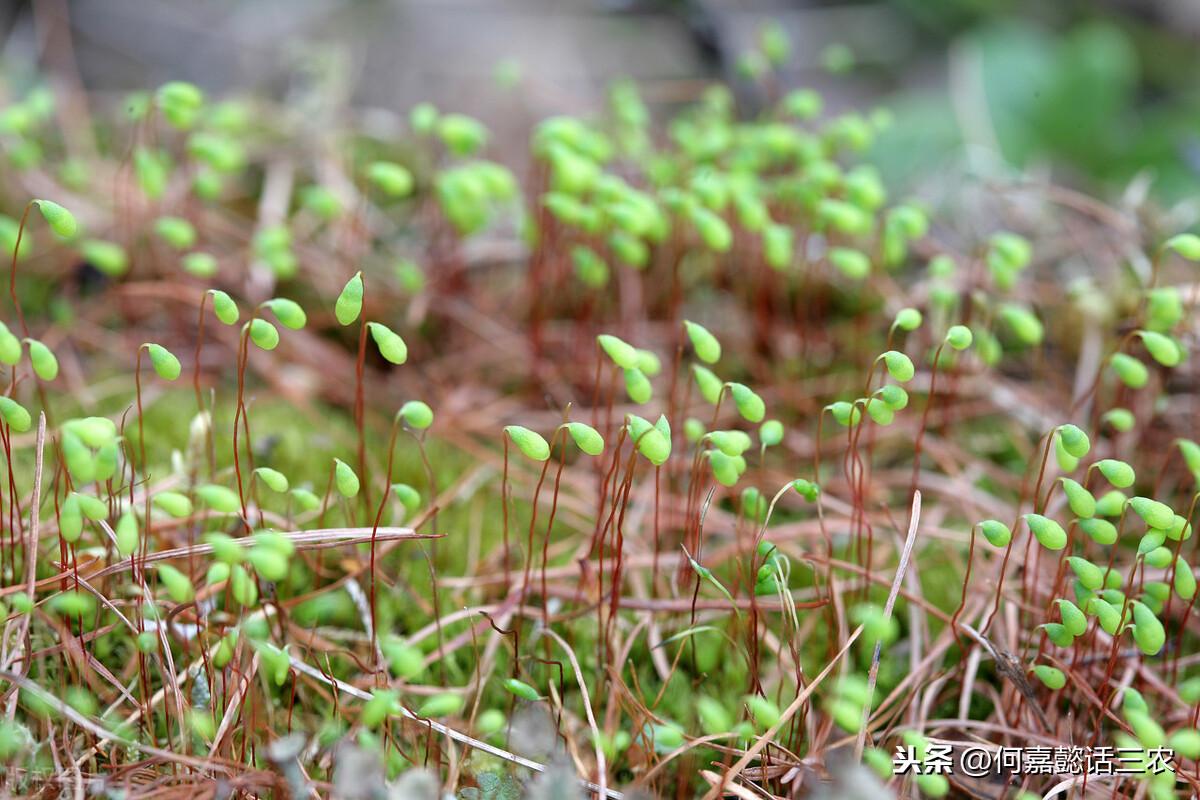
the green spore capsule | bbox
[762,224,793,270]
[1102,408,1133,432]
[153,491,193,518]
[566,422,604,456]
[999,304,1044,346]
[1070,557,1105,591]
[744,695,782,731]
[156,564,195,604]
[1126,710,1166,749]
[1164,233,1200,260]
[504,425,550,461]
[252,530,295,558]
[476,709,506,737]
[154,216,196,249]
[863,747,894,780]
[1056,599,1087,636]
[1095,489,1128,517]
[573,245,610,286]
[1078,518,1117,546]
[782,88,822,120]
[945,325,972,350]
[880,351,914,383]
[145,343,181,381]
[398,400,433,429]
[708,450,739,487]
[741,486,767,522]
[437,113,488,156]
[727,382,765,423]
[829,247,870,279]
[156,81,204,128]
[204,533,246,565]
[0,397,32,432]
[875,385,908,411]
[1096,459,1135,489]
[59,494,83,543]
[624,367,652,404]
[0,321,21,365]
[1040,623,1074,649]
[692,365,723,405]
[635,348,666,379]
[253,467,289,493]
[418,692,464,718]
[27,339,58,380]
[759,419,784,447]
[597,334,638,370]
[333,458,360,498]
[865,400,894,426]
[978,520,1011,548]
[248,318,279,350]
[1145,546,1173,569]
[1110,353,1148,389]
[391,484,422,516]
[1058,478,1095,519]
[1033,665,1066,690]
[382,637,424,680]
[689,206,732,252]
[1137,330,1181,367]
[695,696,733,737]
[1169,729,1200,760]
[74,493,107,521]
[683,320,721,364]
[1057,424,1090,458]
[61,430,94,483]
[502,678,540,701]
[300,185,342,220]
[115,511,138,557]
[257,643,291,686]
[410,102,439,134]
[335,272,364,326]
[367,322,408,365]
[626,416,670,465]
[94,441,119,481]
[893,307,922,332]
[80,240,128,276]
[248,546,288,582]
[33,199,77,239]
[1128,497,1174,530]
[367,161,414,197]
[361,689,400,730]
[51,591,95,618]
[291,488,320,512]
[828,401,862,427]
[1025,514,1066,550]
[207,290,238,324]
[263,298,306,330]
[1176,557,1196,600]
[230,564,258,607]
[65,416,116,448]
[196,485,240,514]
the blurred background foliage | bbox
[2,0,1199,202]
[871,0,1200,201]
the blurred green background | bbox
[3,0,1199,202]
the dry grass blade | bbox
[702,624,865,799]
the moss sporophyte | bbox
[1,35,1199,799]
